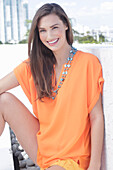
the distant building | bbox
[0,0,28,43]
[73,22,113,43]
[100,26,113,42]
[73,23,91,36]
[91,27,113,42]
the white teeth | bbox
[48,39,58,44]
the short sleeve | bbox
[87,55,104,113]
[13,59,32,104]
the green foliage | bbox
[5,41,10,44]
[19,39,28,44]
[25,19,32,25]
[99,33,105,43]
[74,35,98,44]
[73,29,105,44]
[25,29,30,39]
[86,31,90,35]
[81,33,84,36]
[72,29,79,35]
[24,19,32,40]
[0,41,3,44]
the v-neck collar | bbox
[53,51,78,88]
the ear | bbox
[65,26,68,30]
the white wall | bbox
[0,44,32,112]
[74,43,113,170]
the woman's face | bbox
[38,14,68,52]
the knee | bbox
[46,165,65,170]
[0,92,14,106]
[0,92,16,121]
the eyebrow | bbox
[39,24,59,29]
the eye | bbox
[52,26,58,30]
[39,29,46,33]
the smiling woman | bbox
[38,15,68,50]
[28,3,73,99]
[0,3,104,170]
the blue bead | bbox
[70,50,73,53]
[63,71,67,75]
[67,57,70,61]
[60,78,64,81]
[74,48,77,51]
[53,90,58,93]
[51,46,77,100]
[65,64,69,68]
[72,47,77,51]
[67,64,71,67]
[67,57,73,61]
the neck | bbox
[53,44,72,67]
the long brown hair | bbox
[28,3,73,100]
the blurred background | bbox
[0,0,113,44]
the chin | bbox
[46,45,58,52]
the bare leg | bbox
[0,92,40,164]
[46,165,65,170]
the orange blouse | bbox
[13,50,104,169]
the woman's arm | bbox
[0,71,19,94]
[88,94,104,170]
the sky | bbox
[28,0,113,29]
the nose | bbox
[46,30,53,41]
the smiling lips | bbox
[47,38,59,46]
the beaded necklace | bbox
[52,46,77,100]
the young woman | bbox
[0,3,104,170]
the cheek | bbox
[57,29,63,37]
[39,33,46,42]
[58,29,66,38]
